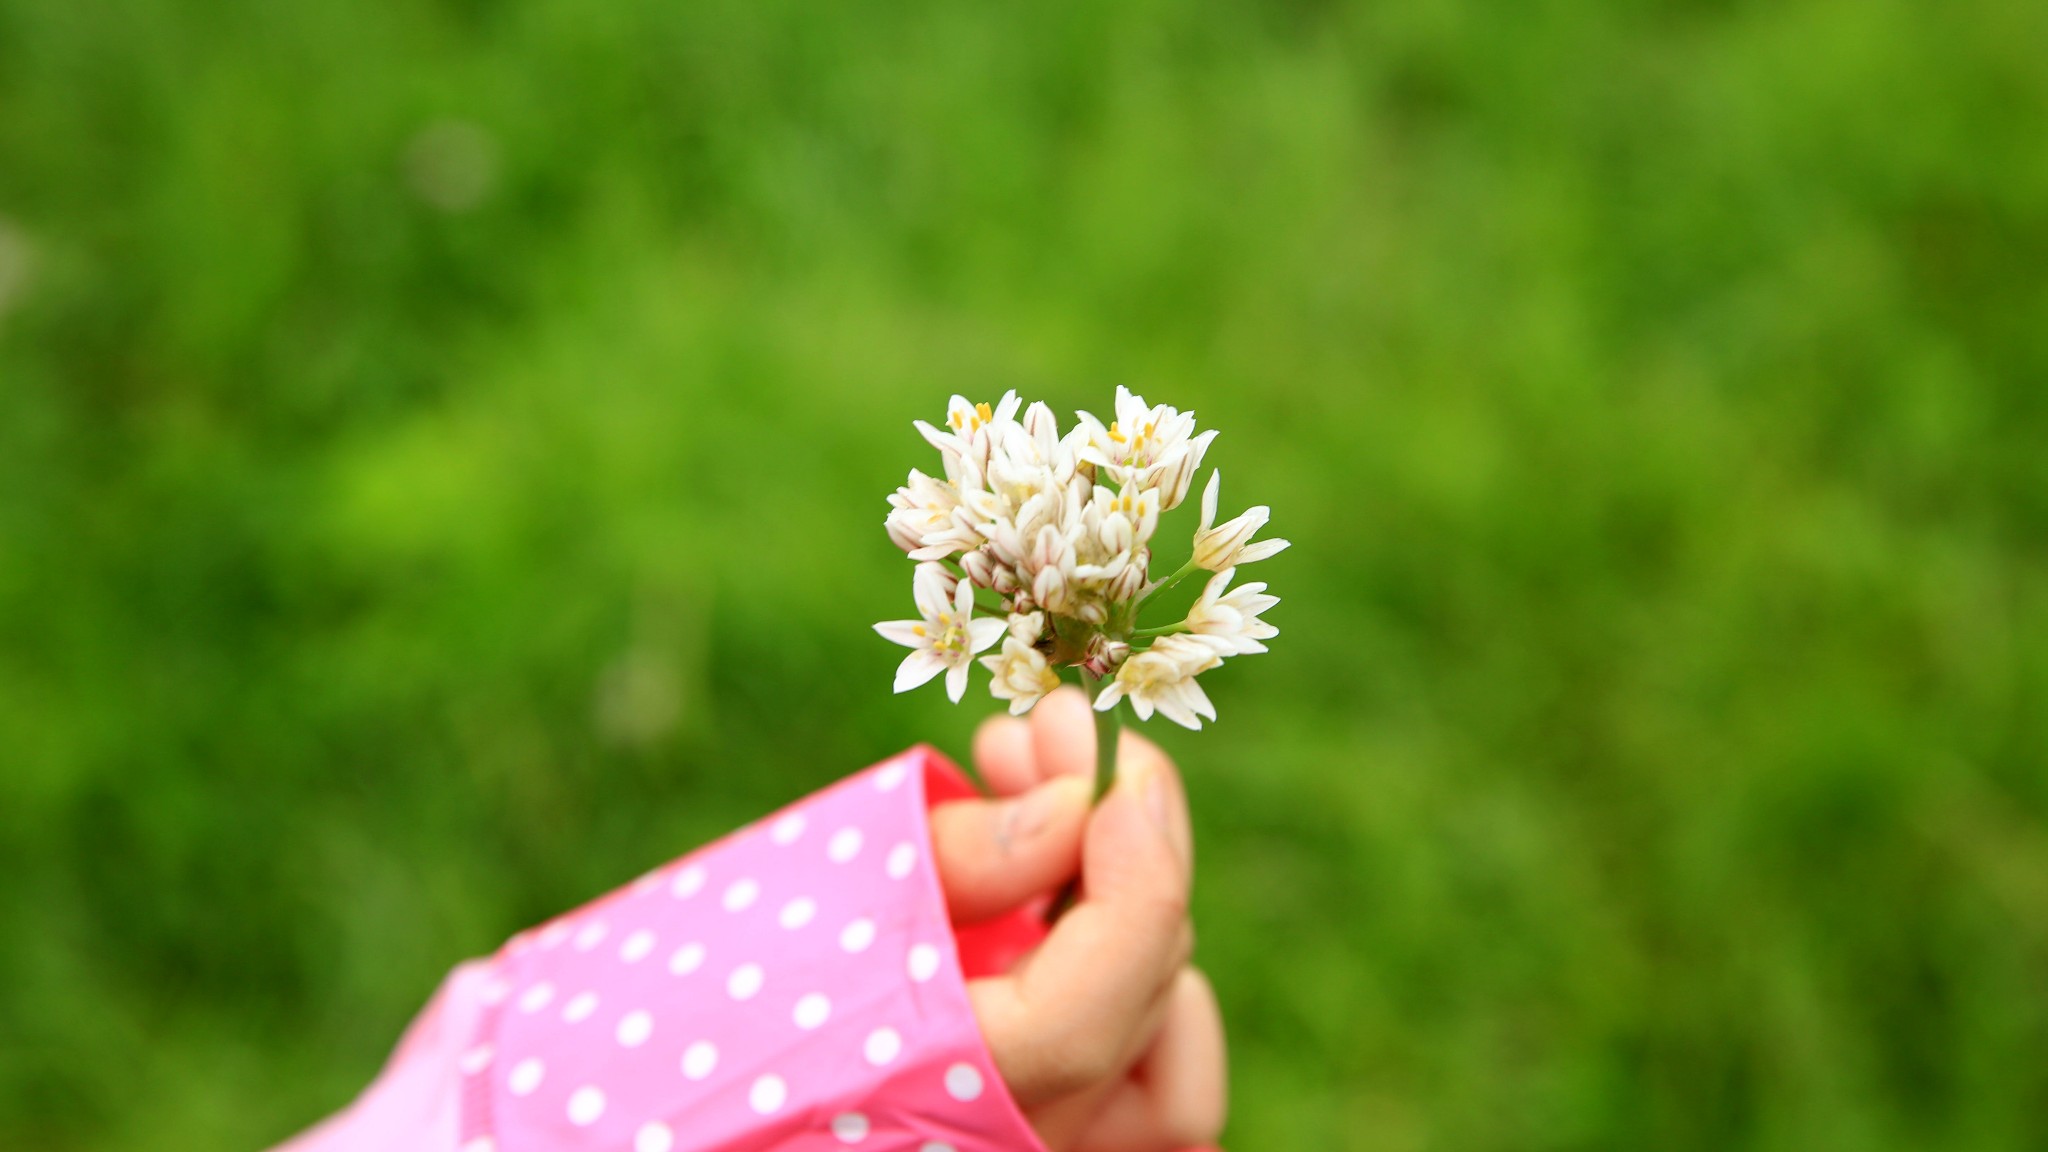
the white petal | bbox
[966,617,1007,654]
[1203,567,1236,600]
[1187,633,1241,658]
[945,660,971,703]
[1154,696,1202,730]
[1093,681,1126,711]
[1024,401,1059,447]
[952,574,976,617]
[915,420,960,456]
[912,564,955,621]
[894,651,947,693]
[1114,385,1144,429]
[1238,538,1291,564]
[874,620,927,648]
[1198,470,1220,534]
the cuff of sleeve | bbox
[451,746,1052,1152]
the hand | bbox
[928,688,1228,1152]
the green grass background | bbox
[3,0,2047,1147]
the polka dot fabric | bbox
[286,747,1051,1152]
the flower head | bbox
[1074,386,1217,509]
[1187,567,1280,656]
[980,637,1061,716]
[914,391,1023,490]
[1191,470,1290,571]
[884,469,969,560]
[1092,635,1224,730]
[874,563,1007,702]
[878,388,1284,723]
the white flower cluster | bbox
[875,388,1286,729]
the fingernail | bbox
[1115,755,1170,838]
[1144,761,1172,836]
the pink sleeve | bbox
[274,747,1053,1152]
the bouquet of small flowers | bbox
[876,388,1286,781]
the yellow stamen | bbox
[1108,422,1127,444]
[975,402,992,424]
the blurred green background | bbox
[3,0,2046,1148]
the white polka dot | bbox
[620,929,656,963]
[749,1074,788,1115]
[945,1062,985,1101]
[538,921,571,948]
[831,1112,870,1143]
[508,1057,544,1096]
[921,1143,957,1152]
[779,897,817,930]
[886,842,917,879]
[477,977,510,1006]
[793,993,831,1030]
[723,877,760,912]
[908,943,941,983]
[875,761,908,791]
[828,826,864,863]
[562,991,599,1023]
[671,863,708,899]
[567,1085,606,1126]
[459,1044,494,1075]
[771,812,807,845]
[617,1009,654,1047]
[839,918,876,954]
[635,1122,674,1152]
[682,1041,718,1080]
[727,963,764,1001]
[460,1138,496,1152]
[517,982,555,1014]
[632,868,667,894]
[864,1027,902,1066]
[506,930,535,953]
[573,920,609,951]
[669,942,706,976]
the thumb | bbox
[969,737,1194,1108]
[931,773,1092,924]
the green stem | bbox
[1047,665,1122,923]
[1132,622,1189,639]
[1078,667,1121,804]
[1137,558,1206,607]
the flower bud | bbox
[1082,635,1130,678]
[960,549,999,589]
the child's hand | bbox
[928,688,1227,1152]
